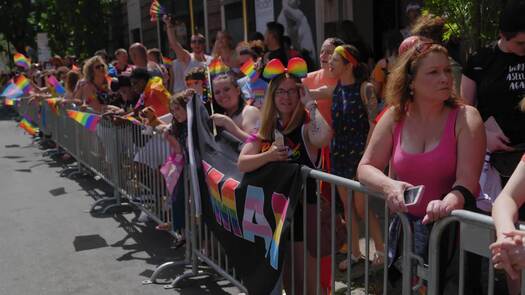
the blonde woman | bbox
[238,58,332,294]
[74,56,109,113]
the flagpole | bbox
[206,68,217,136]
[189,0,195,36]
[242,0,248,41]
[203,0,210,52]
[156,18,162,50]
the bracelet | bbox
[304,100,317,111]
[451,185,476,210]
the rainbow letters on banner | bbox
[188,95,302,295]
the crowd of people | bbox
[4,0,525,294]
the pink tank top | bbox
[392,108,459,217]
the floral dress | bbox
[330,82,369,179]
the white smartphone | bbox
[274,130,284,147]
[403,185,425,206]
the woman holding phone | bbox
[238,57,332,294]
[357,43,485,291]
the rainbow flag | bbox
[162,56,173,65]
[15,75,31,95]
[149,0,166,22]
[208,58,230,76]
[19,118,38,135]
[4,98,16,106]
[240,59,257,81]
[125,114,142,125]
[1,80,23,98]
[67,110,100,132]
[47,75,65,96]
[46,98,60,114]
[13,53,30,70]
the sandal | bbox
[338,255,365,272]
[155,223,171,231]
[372,251,385,266]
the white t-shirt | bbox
[171,55,212,94]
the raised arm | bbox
[163,15,191,65]
[301,86,331,149]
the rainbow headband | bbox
[262,57,307,80]
[334,46,358,66]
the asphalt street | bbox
[0,107,239,295]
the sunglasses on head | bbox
[94,64,105,70]
[191,39,205,44]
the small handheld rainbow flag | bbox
[4,98,17,106]
[19,118,39,135]
[125,114,142,125]
[13,53,30,70]
[162,56,173,65]
[1,80,23,98]
[240,59,257,82]
[67,110,100,132]
[15,75,31,95]
[208,57,230,76]
[47,75,65,96]
[150,0,166,22]
[46,98,61,114]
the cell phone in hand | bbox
[274,130,284,147]
[403,185,425,206]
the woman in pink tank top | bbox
[357,43,486,292]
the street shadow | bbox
[5,144,20,148]
[3,155,23,159]
[73,234,109,252]
[49,187,66,197]
[14,168,31,173]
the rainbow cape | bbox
[14,53,30,70]
[19,118,38,135]
[208,57,230,76]
[67,110,100,132]
[47,75,65,96]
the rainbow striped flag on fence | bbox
[19,118,38,135]
[4,98,17,106]
[66,110,100,132]
[46,98,60,114]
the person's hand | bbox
[182,88,196,100]
[422,199,453,224]
[384,180,412,213]
[162,15,174,28]
[490,232,525,280]
[210,114,235,130]
[299,85,314,106]
[486,128,513,152]
[266,142,289,162]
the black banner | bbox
[189,96,303,295]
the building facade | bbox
[118,0,417,62]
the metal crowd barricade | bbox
[299,167,418,295]
[13,99,429,294]
[427,209,525,295]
